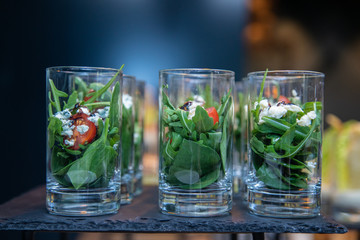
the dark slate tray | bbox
[0,185,347,234]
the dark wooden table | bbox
[0,185,347,240]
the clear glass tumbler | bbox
[133,80,145,197]
[46,66,123,216]
[120,75,136,204]
[246,70,324,218]
[159,68,235,217]
[233,80,248,201]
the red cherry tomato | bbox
[64,113,96,150]
[278,95,291,104]
[206,107,219,125]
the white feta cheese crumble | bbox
[113,143,119,151]
[296,111,317,127]
[54,109,71,120]
[307,111,317,120]
[259,99,269,109]
[187,96,206,120]
[77,107,90,115]
[64,139,75,146]
[283,104,303,113]
[297,115,311,127]
[88,113,101,126]
[97,107,109,119]
[268,105,287,119]
[123,94,133,109]
[61,129,73,138]
[292,89,298,97]
[77,125,89,135]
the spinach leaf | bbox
[192,106,214,132]
[220,114,229,173]
[66,118,117,189]
[180,167,220,189]
[170,139,220,177]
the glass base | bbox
[121,176,134,205]
[133,174,143,197]
[46,186,120,216]
[248,187,320,218]
[159,187,232,217]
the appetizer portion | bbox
[250,71,322,190]
[161,85,233,189]
[47,69,122,189]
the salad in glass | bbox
[47,67,123,190]
[161,85,233,190]
[249,70,322,191]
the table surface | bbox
[0,185,347,234]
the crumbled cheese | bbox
[113,143,119,151]
[307,111,317,120]
[77,107,90,115]
[77,125,89,135]
[64,139,75,146]
[292,89,298,97]
[258,108,269,124]
[283,104,303,113]
[268,105,287,119]
[61,129,73,138]
[123,94,133,109]
[88,113,101,126]
[297,114,311,127]
[97,108,109,119]
[259,99,269,109]
[54,109,71,120]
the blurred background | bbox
[1,0,360,239]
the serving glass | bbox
[46,66,123,216]
[246,70,324,218]
[159,68,235,217]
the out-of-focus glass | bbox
[159,68,235,217]
[233,80,248,201]
[120,75,136,204]
[133,80,145,196]
[247,70,324,218]
[46,66,123,216]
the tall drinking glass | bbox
[247,70,324,218]
[121,75,136,204]
[46,66,123,216]
[133,80,145,196]
[233,80,248,201]
[159,68,235,217]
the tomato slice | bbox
[64,113,97,150]
[206,107,219,125]
[278,95,291,104]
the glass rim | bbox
[247,70,324,79]
[46,66,121,73]
[160,68,234,76]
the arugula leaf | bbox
[162,85,175,110]
[49,79,68,112]
[48,117,63,148]
[84,65,123,104]
[109,81,121,130]
[63,91,78,110]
